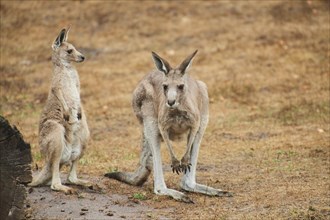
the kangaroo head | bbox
[152,50,198,109]
[52,27,85,63]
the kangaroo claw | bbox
[171,158,182,175]
[180,162,192,174]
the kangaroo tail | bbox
[105,167,150,186]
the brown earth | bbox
[1,0,329,219]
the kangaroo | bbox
[28,28,90,194]
[105,51,232,202]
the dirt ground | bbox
[1,0,329,219]
[26,175,173,219]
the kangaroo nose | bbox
[80,56,85,61]
[168,100,175,107]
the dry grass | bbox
[1,0,329,219]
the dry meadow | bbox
[1,0,329,219]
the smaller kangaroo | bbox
[29,27,90,194]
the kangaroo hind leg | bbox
[47,123,75,194]
[180,124,232,197]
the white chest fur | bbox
[58,68,82,164]
[62,68,80,110]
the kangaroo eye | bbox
[67,49,73,54]
[178,84,184,90]
[163,84,168,91]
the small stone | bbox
[132,200,140,204]
[28,188,33,193]
[309,206,316,211]
[61,209,65,212]
[80,212,86,216]
[81,208,88,211]
[106,211,114,216]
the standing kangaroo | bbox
[29,28,90,194]
[105,50,231,202]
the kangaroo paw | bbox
[171,158,182,175]
[180,162,192,174]
[180,157,192,174]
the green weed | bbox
[133,192,147,200]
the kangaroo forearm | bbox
[186,128,198,156]
[159,129,177,159]
[52,88,69,111]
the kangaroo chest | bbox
[162,110,194,135]
[62,70,80,109]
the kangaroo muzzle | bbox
[166,89,179,108]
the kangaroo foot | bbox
[67,177,92,188]
[156,187,194,203]
[181,182,233,197]
[51,183,76,195]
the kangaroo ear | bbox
[52,28,66,50]
[64,26,71,42]
[178,50,198,74]
[151,51,171,75]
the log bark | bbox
[0,116,32,220]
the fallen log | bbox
[0,116,32,220]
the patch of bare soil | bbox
[26,176,172,219]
